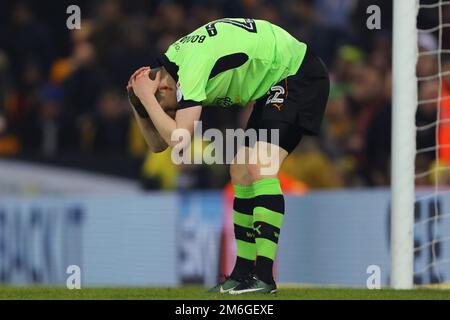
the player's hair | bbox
[127,67,165,118]
[149,67,163,81]
[149,66,173,83]
[151,67,164,103]
[127,66,177,118]
[152,67,176,106]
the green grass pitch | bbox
[1,286,450,300]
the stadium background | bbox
[0,0,449,289]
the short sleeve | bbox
[176,53,212,104]
[161,38,214,107]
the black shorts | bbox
[245,49,330,153]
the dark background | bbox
[0,0,447,190]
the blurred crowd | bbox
[0,0,449,190]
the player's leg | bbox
[209,147,255,293]
[230,126,300,295]
[231,49,329,294]
[225,48,329,295]
[229,147,257,279]
[249,141,288,288]
[225,102,265,284]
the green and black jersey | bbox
[158,18,308,109]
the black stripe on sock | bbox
[254,195,285,214]
[253,221,280,244]
[231,257,255,280]
[234,224,256,242]
[255,256,275,284]
[234,198,254,215]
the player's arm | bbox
[131,69,201,148]
[127,67,168,153]
[130,107,168,153]
[140,94,201,148]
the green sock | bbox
[253,178,284,284]
[230,184,256,280]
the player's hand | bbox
[127,66,149,91]
[130,68,161,101]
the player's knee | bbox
[230,164,252,185]
[247,162,280,181]
[246,163,263,182]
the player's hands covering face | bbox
[128,67,161,101]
